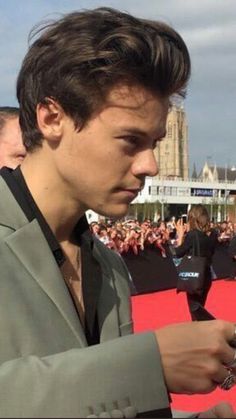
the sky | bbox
[0,0,235,174]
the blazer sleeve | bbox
[0,332,170,418]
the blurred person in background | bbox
[174,204,217,320]
[0,107,26,169]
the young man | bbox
[0,7,236,418]
[0,106,26,169]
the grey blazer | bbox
[0,177,170,418]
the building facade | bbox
[198,161,236,183]
[154,103,189,179]
[130,176,236,222]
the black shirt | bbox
[0,166,102,345]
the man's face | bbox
[53,84,169,218]
[0,117,26,169]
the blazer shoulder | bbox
[0,176,28,230]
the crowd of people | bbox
[90,218,169,257]
[91,212,236,324]
[90,216,236,256]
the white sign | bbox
[177,187,191,197]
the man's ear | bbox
[36,99,64,143]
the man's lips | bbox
[117,188,142,198]
[124,188,141,193]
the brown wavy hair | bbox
[188,204,210,233]
[16,7,191,150]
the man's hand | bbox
[155,320,236,394]
[198,402,236,418]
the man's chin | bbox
[94,204,129,220]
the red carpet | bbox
[131,280,236,412]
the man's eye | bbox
[124,136,138,145]
[119,136,140,150]
[116,135,138,146]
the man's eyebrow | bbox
[116,127,167,139]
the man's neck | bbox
[20,155,86,242]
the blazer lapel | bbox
[5,219,87,347]
[0,176,120,345]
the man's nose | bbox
[131,149,158,178]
